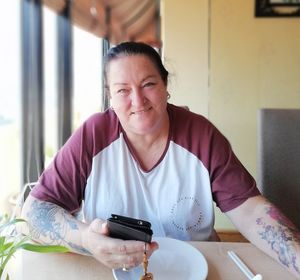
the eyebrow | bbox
[112,75,158,86]
[141,75,157,82]
[112,82,128,86]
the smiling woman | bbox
[21,41,256,264]
[109,56,168,131]
[104,42,170,170]
[20,41,300,279]
[108,55,169,170]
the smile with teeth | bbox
[131,107,152,114]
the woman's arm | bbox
[21,194,91,255]
[226,195,300,279]
[21,194,158,269]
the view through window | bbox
[44,6,58,168]
[0,3,104,216]
[0,1,21,215]
[73,26,103,130]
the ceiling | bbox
[43,0,161,47]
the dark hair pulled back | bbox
[104,42,169,92]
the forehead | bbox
[107,55,159,79]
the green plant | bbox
[0,215,69,280]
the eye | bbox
[143,82,156,88]
[116,88,129,96]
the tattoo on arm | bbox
[256,205,300,275]
[27,200,91,255]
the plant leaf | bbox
[0,216,68,279]
[0,236,5,247]
[0,246,18,275]
[1,242,14,252]
[20,243,69,253]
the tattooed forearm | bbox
[256,205,300,275]
[68,242,91,255]
[27,199,91,255]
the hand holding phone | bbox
[107,214,153,243]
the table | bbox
[6,241,296,279]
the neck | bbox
[125,115,170,170]
[126,112,169,147]
[127,127,168,148]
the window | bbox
[73,27,103,129]
[0,1,105,215]
[0,1,21,214]
[44,8,104,165]
[43,6,58,167]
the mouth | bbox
[131,107,152,115]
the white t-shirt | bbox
[32,104,260,241]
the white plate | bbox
[112,237,208,280]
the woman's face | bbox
[108,55,169,136]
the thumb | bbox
[90,218,109,235]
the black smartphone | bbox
[107,214,153,243]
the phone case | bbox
[107,214,153,243]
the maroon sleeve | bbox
[30,121,93,213]
[30,111,118,213]
[168,104,261,213]
[207,127,261,212]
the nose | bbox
[130,88,146,107]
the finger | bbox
[112,240,158,256]
[148,241,159,256]
[149,241,159,251]
[99,221,109,235]
[107,251,143,269]
[114,242,158,268]
[90,218,106,233]
[101,239,146,255]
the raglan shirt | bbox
[31,103,260,241]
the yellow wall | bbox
[162,0,300,230]
[161,0,209,116]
